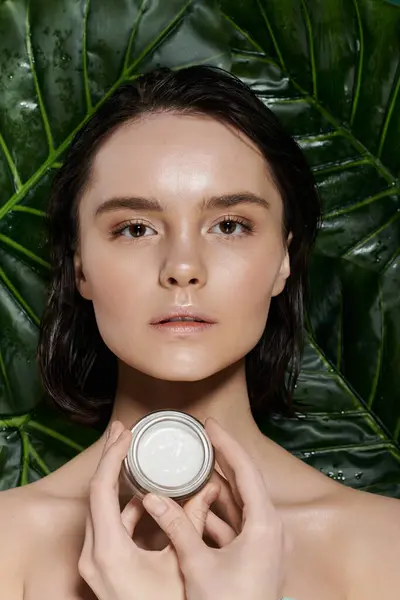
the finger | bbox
[207,469,243,534]
[89,424,132,547]
[211,443,243,511]
[120,495,145,538]
[182,482,220,537]
[142,492,208,572]
[204,509,237,547]
[214,454,242,510]
[101,420,124,458]
[205,418,276,527]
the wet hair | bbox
[37,65,321,429]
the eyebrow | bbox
[94,192,270,217]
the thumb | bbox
[142,490,213,570]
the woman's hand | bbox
[142,417,289,600]
[78,420,222,600]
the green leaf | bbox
[1,0,400,498]
[220,0,400,496]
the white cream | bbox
[137,419,205,487]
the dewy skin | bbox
[122,409,215,503]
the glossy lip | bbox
[152,321,215,333]
[150,307,217,325]
[150,321,215,333]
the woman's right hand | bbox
[142,416,291,600]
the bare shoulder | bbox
[335,485,400,599]
[0,482,86,595]
[0,485,35,598]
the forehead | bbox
[87,112,280,205]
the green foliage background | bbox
[1,0,400,497]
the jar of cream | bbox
[121,409,215,504]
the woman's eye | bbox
[117,223,155,238]
[211,218,254,236]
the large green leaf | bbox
[220,0,400,496]
[1,0,400,498]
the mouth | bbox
[150,310,217,333]
[150,320,215,333]
[150,310,217,325]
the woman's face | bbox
[74,113,291,381]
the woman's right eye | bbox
[111,221,156,239]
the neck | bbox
[108,358,265,456]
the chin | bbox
[136,361,220,382]
[112,340,250,382]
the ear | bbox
[271,232,292,298]
[73,251,92,300]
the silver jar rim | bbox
[124,409,214,499]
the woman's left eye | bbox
[111,217,254,239]
[210,217,254,236]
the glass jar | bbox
[121,409,215,504]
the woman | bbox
[0,65,399,600]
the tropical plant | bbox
[0,0,400,497]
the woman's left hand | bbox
[78,420,230,600]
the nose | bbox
[159,240,207,290]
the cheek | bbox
[220,248,277,315]
[84,248,152,361]
[212,248,279,355]
[82,244,152,319]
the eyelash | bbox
[109,215,255,240]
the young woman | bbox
[0,65,399,600]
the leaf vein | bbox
[382,245,400,274]
[221,12,263,54]
[0,265,40,326]
[342,210,400,258]
[349,0,364,126]
[27,420,85,452]
[26,1,54,154]
[0,233,50,269]
[300,0,317,99]
[19,430,30,486]
[123,0,147,75]
[82,0,93,112]
[337,288,343,371]
[312,157,369,176]
[294,441,397,455]
[29,443,51,476]
[324,186,399,219]
[0,132,22,191]
[367,282,384,408]
[0,346,12,403]
[254,0,285,68]
[304,316,361,405]
[377,60,400,159]
[125,0,194,77]
[11,206,46,218]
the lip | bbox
[150,308,217,325]
[150,321,215,333]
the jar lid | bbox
[124,409,214,499]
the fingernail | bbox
[145,494,168,517]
